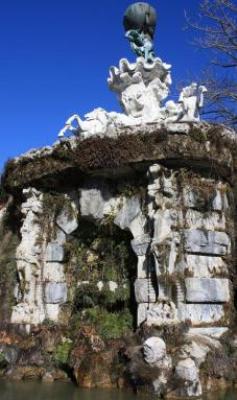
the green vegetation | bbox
[0,204,20,320]
[71,307,133,340]
[65,219,137,340]
[66,220,136,284]
[74,283,130,310]
[38,192,76,242]
[53,338,73,367]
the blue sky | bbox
[0,0,208,171]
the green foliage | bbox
[77,307,133,340]
[53,338,73,366]
[38,192,77,242]
[0,352,7,369]
[74,283,130,310]
[67,220,136,284]
[0,211,19,317]
[65,215,137,339]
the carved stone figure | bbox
[164,100,184,122]
[178,83,208,121]
[57,4,207,139]
[108,58,171,122]
[123,2,157,63]
[58,108,111,138]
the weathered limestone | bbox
[143,336,172,396]
[56,201,78,234]
[43,263,66,283]
[143,337,167,364]
[179,255,228,278]
[184,210,226,231]
[11,189,79,327]
[178,304,225,326]
[188,327,229,339]
[11,188,45,326]
[134,279,156,303]
[45,243,64,262]
[44,283,67,304]
[184,229,231,256]
[185,278,230,303]
[175,358,202,397]
[79,184,120,221]
[146,302,178,327]
[131,235,151,256]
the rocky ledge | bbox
[2,121,236,193]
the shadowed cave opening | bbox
[65,218,138,338]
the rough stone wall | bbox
[10,163,234,336]
[11,188,78,329]
[1,122,237,397]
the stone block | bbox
[44,283,67,304]
[134,279,157,303]
[178,304,225,326]
[114,196,141,230]
[184,210,226,231]
[137,303,149,326]
[185,278,230,303]
[184,229,231,256]
[43,263,65,283]
[176,358,198,382]
[45,243,64,262]
[143,337,167,364]
[79,187,104,220]
[56,203,78,234]
[188,327,228,339]
[146,301,178,327]
[153,209,177,243]
[137,256,147,278]
[45,304,60,322]
[131,234,151,256]
[181,255,228,278]
[175,358,202,397]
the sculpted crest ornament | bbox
[58,2,207,139]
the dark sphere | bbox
[123,2,157,39]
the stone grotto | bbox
[0,2,237,398]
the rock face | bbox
[185,278,230,303]
[175,358,202,397]
[0,119,237,398]
[11,189,78,326]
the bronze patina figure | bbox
[123,2,157,63]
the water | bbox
[0,381,236,400]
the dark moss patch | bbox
[2,123,235,194]
[0,202,21,322]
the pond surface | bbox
[0,381,236,400]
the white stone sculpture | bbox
[58,56,207,138]
[178,83,208,121]
[108,58,172,121]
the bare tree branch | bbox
[187,0,237,128]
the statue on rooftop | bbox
[178,83,208,121]
[123,2,157,63]
[57,3,207,139]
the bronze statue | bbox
[123,2,157,63]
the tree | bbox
[187,0,237,128]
